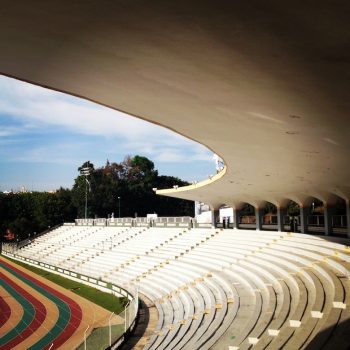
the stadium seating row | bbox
[17,226,350,349]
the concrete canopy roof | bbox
[1,1,349,208]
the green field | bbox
[4,256,128,314]
[76,324,125,350]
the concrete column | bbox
[346,200,350,238]
[255,207,264,231]
[211,209,220,228]
[324,204,334,236]
[300,206,308,234]
[233,208,240,229]
[277,207,286,232]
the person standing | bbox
[290,216,295,232]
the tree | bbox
[1,155,194,240]
[0,189,77,241]
[71,156,193,218]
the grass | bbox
[4,256,129,314]
[76,324,125,350]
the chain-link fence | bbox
[77,287,138,350]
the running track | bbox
[0,258,83,350]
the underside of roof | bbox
[0,1,349,207]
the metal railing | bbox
[307,215,324,226]
[155,217,192,223]
[74,217,194,227]
[332,215,347,228]
[239,216,256,224]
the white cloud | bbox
[153,146,212,163]
[0,126,22,137]
[0,76,186,141]
[0,76,214,166]
[0,76,218,189]
[11,142,85,164]
[0,74,215,191]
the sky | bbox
[0,76,215,192]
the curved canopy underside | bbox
[1,1,349,208]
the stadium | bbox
[1,1,350,349]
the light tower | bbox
[80,162,91,219]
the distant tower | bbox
[80,162,92,219]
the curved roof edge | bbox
[156,167,227,206]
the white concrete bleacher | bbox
[16,226,350,349]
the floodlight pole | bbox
[118,196,121,218]
[85,179,88,219]
[80,164,91,220]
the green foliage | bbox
[0,189,77,240]
[264,202,277,214]
[76,325,124,350]
[71,155,193,218]
[240,203,255,215]
[287,201,300,216]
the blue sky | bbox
[0,76,215,191]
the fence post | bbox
[135,288,139,318]
[84,325,89,350]
[124,305,127,332]
[109,312,114,346]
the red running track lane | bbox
[0,260,83,350]
[0,271,47,350]
[0,295,11,329]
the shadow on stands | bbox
[305,317,350,350]
[118,296,150,350]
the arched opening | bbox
[261,202,278,231]
[331,197,347,236]
[278,196,347,236]
[216,206,234,229]
[231,202,279,231]
[306,197,325,235]
[238,203,256,230]
[283,200,301,232]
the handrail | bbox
[109,312,115,346]
[84,326,89,350]
[16,223,62,248]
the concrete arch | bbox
[299,195,322,208]
[262,201,277,214]
[331,187,350,202]
[322,193,348,236]
[310,192,336,205]
[227,200,257,211]
[273,196,303,208]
